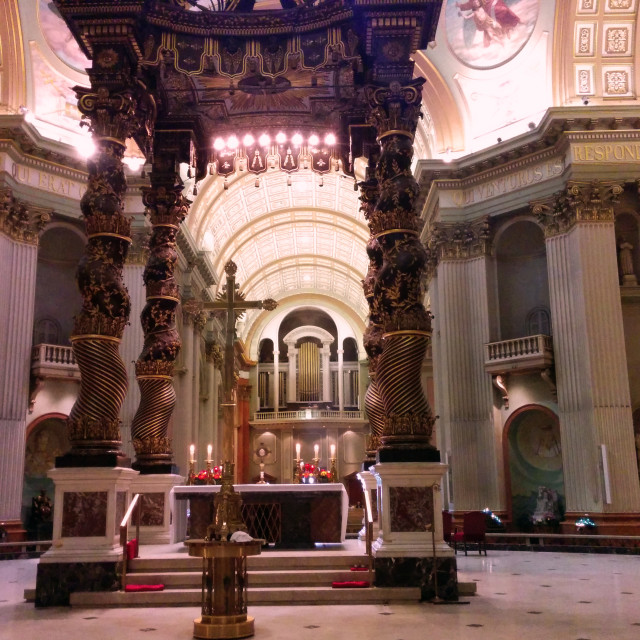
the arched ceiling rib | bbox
[188,168,370,329]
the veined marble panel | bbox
[61,491,107,537]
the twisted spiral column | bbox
[365,79,438,463]
[131,178,189,473]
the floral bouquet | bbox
[192,466,222,485]
[301,462,332,483]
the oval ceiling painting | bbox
[445,0,539,69]
[38,0,89,72]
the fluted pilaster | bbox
[435,257,500,510]
[544,212,640,512]
[0,234,37,521]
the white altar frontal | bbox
[171,483,348,546]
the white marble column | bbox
[321,344,331,403]
[120,262,146,460]
[434,256,501,511]
[0,235,37,527]
[546,221,640,513]
[286,343,297,403]
[337,348,344,410]
[273,350,279,412]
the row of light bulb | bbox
[213,132,337,151]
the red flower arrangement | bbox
[301,462,331,483]
[192,466,222,485]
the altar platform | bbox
[171,484,349,546]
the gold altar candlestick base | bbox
[206,459,214,485]
[188,461,195,485]
[330,457,337,483]
[312,457,320,482]
[293,458,302,484]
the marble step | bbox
[70,585,421,607]
[125,568,374,588]
[128,554,367,573]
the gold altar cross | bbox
[203,260,277,464]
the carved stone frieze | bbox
[0,187,50,244]
[532,180,623,238]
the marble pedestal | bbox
[357,470,380,542]
[370,462,457,601]
[130,474,184,544]
[36,467,139,606]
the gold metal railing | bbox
[120,493,142,591]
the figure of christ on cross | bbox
[203,260,277,469]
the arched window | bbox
[526,306,551,336]
[33,317,61,345]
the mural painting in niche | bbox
[445,0,539,69]
[508,409,565,531]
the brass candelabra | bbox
[293,457,302,484]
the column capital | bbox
[532,180,623,238]
[0,187,51,245]
[205,341,223,369]
[425,215,493,278]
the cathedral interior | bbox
[2,0,640,637]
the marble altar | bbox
[171,484,348,546]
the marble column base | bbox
[371,462,453,558]
[374,555,458,601]
[130,473,184,544]
[357,470,380,542]
[40,466,139,563]
[35,560,119,607]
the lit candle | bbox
[207,444,212,461]
[330,444,336,459]
[189,444,195,463]
[296,442,301,459]
[314,444,319,459]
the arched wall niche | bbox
[494,217,550,341]
[502,404,564,531]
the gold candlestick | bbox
[187,460,195,485]
[206,459,214,485]
[312,457,320,482]
[330,457,337,483]
[293,458,302,484]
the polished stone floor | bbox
[1,549,639,640]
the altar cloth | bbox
[171,483,349,545]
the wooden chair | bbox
[457,511,487,556]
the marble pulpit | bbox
[171,484,348,546]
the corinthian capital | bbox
[426,216,493,266]
[532,180,623,238]
[365,78,425,141]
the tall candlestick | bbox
[296,442,301,460]
[189,444,195,463]
[207,444,213,461]
[314,443,319,459]
[330,444,336,458]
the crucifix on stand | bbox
[202,259,277,538]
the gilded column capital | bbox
[206,341,224,369]
[365,79,425,143]
[426,216,493,275]
[182,297,204,326]
[0,187,51,245]
[127,230,151,266]
[533,180,623,238]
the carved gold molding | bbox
[425,216,492,278]
[0,186,50,244]
[532,180,623,238]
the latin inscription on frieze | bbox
[572,141,640,163]
[449,160,564,207]
[10,161,84,199]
